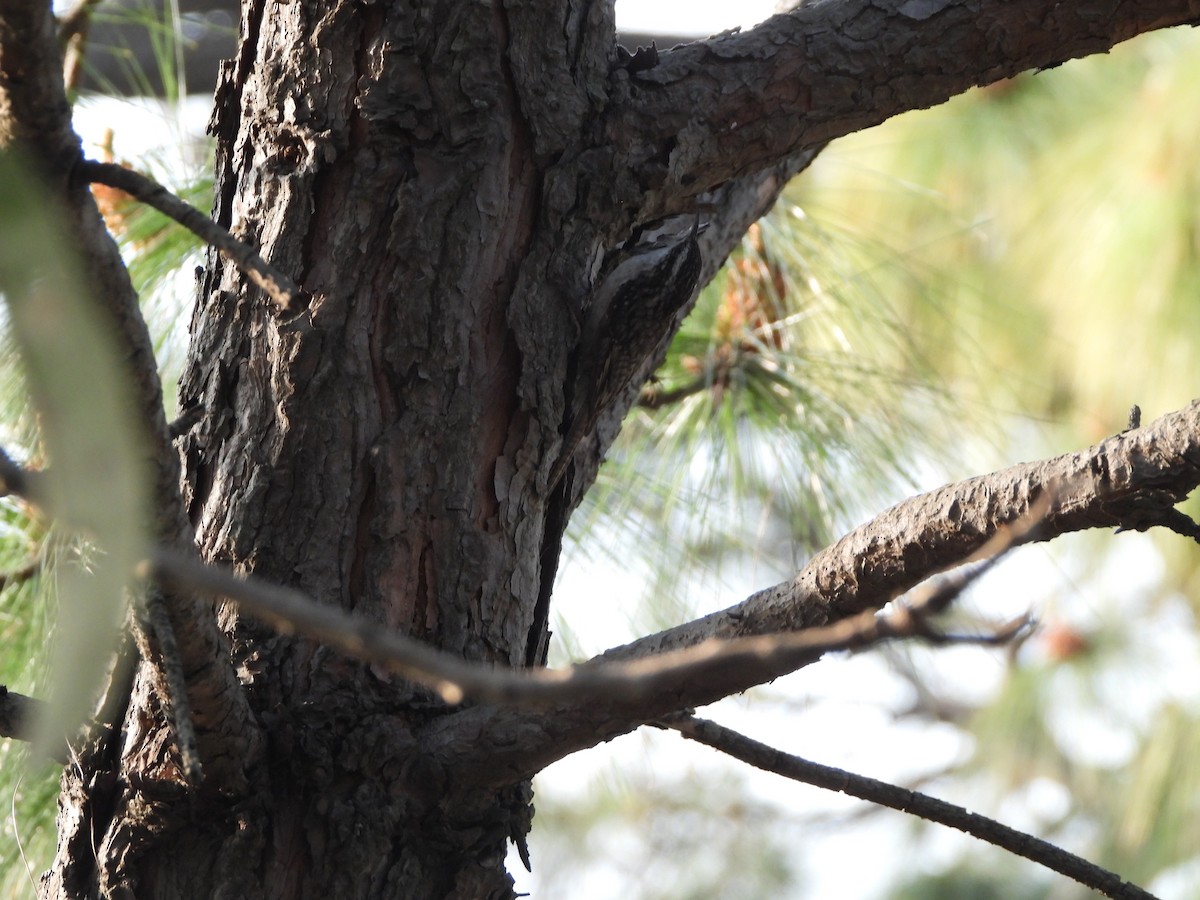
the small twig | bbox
[76,160,307,312]
[636,375,710,410]
[1114,505,1200,544]
[892,611,1033,646]
[1108,480,1200,542]
[665,714,1158,900]
[1150,508,1200,544]
[57,0,105,93]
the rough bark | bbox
[0,0,1196,896]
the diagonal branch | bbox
[147,518,1032,710]
[605,0,1200,200]
[423,400,1200,788]
[77,160,306,311]
[600,401,1200,664]
[145,404,1200,791]
[10,389,1200,789]
[666,714,1157,900]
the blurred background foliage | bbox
[540,22,1200,900]
[0,3,1196,898]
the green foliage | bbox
[813,27,1200,431]
[856,31,1200,895]
[0,505,58,898]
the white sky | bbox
[615,0,780,35]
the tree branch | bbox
[601,401,1200,664]
[77,159,307,311]
[148,510,1032,710]
[10,394,1200,791]
[57,0,104,93]
[0,0,260,790]
[424,400,1200,787]
[636,375,710,410]
[143,402,1198,786]
[0,685,50,747]
[605,0,1200,200]
[666,714,1157,900]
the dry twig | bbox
[77,159,307,312]
[665,714,1157,900]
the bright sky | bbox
[615,0,779,35]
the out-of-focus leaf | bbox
[0,149,149,757]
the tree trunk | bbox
[23,0,1200,897]
[63,3,606,896]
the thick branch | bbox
[605,0,1200,199]
[605,401,1200,662]
[424,400,1200,787]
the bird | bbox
[548,217,705,490]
